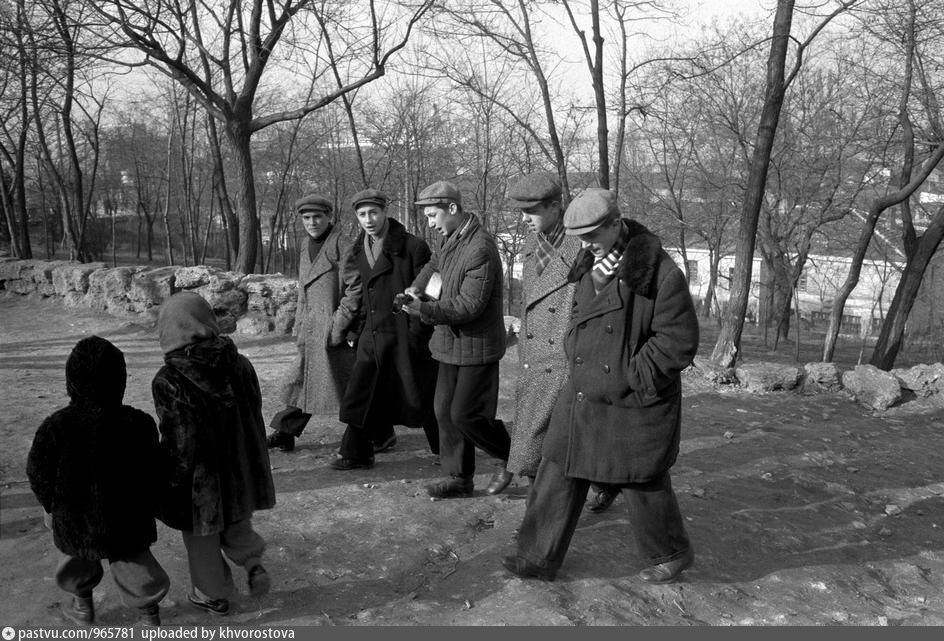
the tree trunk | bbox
[225,119,260,274]
[710,0,795,367]
[590,0,609,189]
[207,115,239,264]
[869,209,944,370]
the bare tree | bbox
[91,0,434,273]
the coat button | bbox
[578,322,587,329]
[545,367,552,373]
[605,325,613,333]
[603,364,610,373]
[523,363,529,369]
[573,299,578,306]
[548,338,555,345]
[575,357,583,365]
[576,392,585,402]
[549,307,556,313]
[527,333,534,339]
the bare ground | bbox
[3,293,944,626]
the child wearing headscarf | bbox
[151,292,276,616]
[27,336,169,626]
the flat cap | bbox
[414,180,462,207]
[563,188,621,235]
[295,193,333,214]
[351,188,388,210]
[507,173,562,208]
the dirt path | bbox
[3,293,944,626]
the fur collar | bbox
[566,219,663,298]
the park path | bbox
[3,293,944,626]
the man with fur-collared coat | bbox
[267,194,361,452]
[503,188,699,585]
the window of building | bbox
[686,260,699,284]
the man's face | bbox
[578,219,621,258]
[301,209,332,239]
[521,200,561,235]
[356,204,387,237]
[424,203,459,236]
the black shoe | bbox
[501,555,556,581]
[188,591,230,616]
[137,604,160,626]
[638,549,694,584]
[426,477,473,499]
[248,565,270,597]
[486,465,513,495]
[266,431,295,452]
[330,456,374,471]
[587,486,619,513]
[373,434,397,453]
[62,595,94,625]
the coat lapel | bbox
[526,235,580,308]
[570,276,624,327]
[300,233,335,287]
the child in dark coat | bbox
[151,292,276,617]
[27,336,169,626]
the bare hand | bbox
[401,296,423,318]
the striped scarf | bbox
[590,220,629,292]
[533,220,565,276]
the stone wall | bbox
[3,258,944,412]
[0,258,298,336]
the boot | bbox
[62,594,94,625]
[137,603,161,626]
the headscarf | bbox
[65,335,127,408]
[157,292,220,354]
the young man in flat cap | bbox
[503,188,699,584]
[267,193,361,452]
[400,180,512,499]
[331,188,440,470]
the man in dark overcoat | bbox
[332,188,440,470]
[267,194,361,452]
[400,180,512,499]
[503,188,699,584]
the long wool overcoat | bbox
[285,226,361,415]
[152,336,276,536]
[339,218,438,428]
[507,232,582,477]
[542,220,699,484]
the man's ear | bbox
[448,202,459,216]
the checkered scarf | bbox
[590,220,629,291]
[533,220,565,276]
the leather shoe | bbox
[486,466,513,495]
[638,549,694,584]
[330,456,374,471]
[586,486,619,513]
[266,431,295,452]
[501,555,556,581]
[426,477,473,499]
[373,434,397,453]
[61,595,94,625]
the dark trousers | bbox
[271,406,311,437]
[434,362,510,478]
[181,519,265,601]
[516,457,691,573]
[56,548,169,610]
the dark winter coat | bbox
[284,226,361,415]
[411,214,506,365]
[339,218,438,427]
[508,233,582,476]
[542,220,699,483]
[152,336,276,536]
[27,336,160,561]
